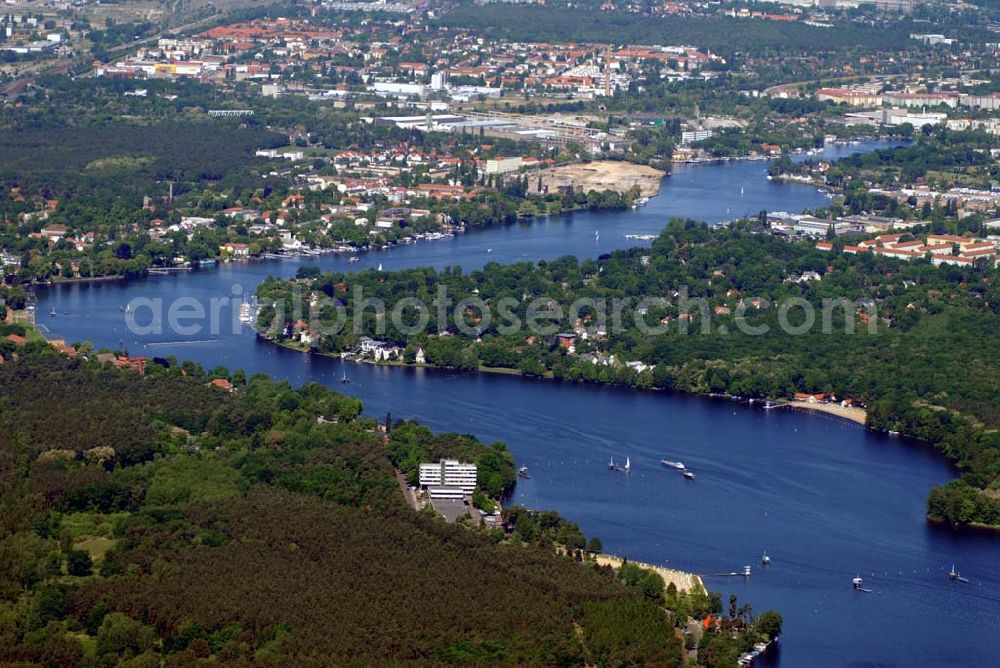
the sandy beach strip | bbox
[787,401,867,425]
[594,553,705,594]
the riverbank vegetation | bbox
[257,219,1000,528]
[774,129,1000,207]
[0,349,698,665]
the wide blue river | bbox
[36,141,1000,667]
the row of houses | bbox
[816,88,988,110]
[869,185,1000,215]
[815,233,998,266]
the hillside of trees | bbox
[0,350,700,666]
[0,122,285,211]
[256,219,1000,528]
[437,6,916,55]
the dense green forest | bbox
[257,220,1000,528]
[437,6,916,54]
[2,348,784,665]
[0,122,284,208]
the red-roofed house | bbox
[208,378,234,392]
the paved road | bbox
[395,470,419,510]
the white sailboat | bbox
[624,457,631,474]
[595,230,600,242]
[377,263,383,272]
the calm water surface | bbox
[37,141,1000,667]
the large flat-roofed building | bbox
[419,459,477,496]
[959,93,1000,111]
[816,88,882,107]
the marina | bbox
[238,296,258,325]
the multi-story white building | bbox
[485,157,524,175]
[681,129,713,145]
[419,459,477,497]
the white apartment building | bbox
[419,459,477,496]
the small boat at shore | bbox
[518,466,530,479]
[661,460,685,470]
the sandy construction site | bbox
[538,161,666,198]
